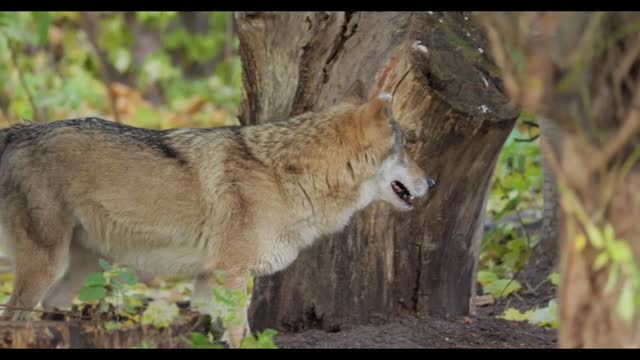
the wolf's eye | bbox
[404,129,418,144]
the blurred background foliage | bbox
[0,11,241,130]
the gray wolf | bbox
[0,93,433,347]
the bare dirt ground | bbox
[274,293,557,349]
[275,314,555,349]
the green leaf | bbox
[104,321,123,331]
[122,302,137,314]
[83,272,106,287]
[257,329,278,349]
[586,223,604,249]
[240,330,278,349]
[516,155,525,174]
[617,281,635,323]
[548,272,560,286]
[31,12,51,46]
[477,271,498,286]
[605,264,620,294]
[495,197,520,220]
[115,269,138,286]
[78,286,107,302]
[99,258,112,272]
[483,279,522,299]
[604,224,615,244]
[188,332,223,349]
[609,241,633,263]
[593,252,610,271]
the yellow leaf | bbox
[500,308,531,322]
[574,233,587,252]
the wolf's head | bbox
[354,93,435,211]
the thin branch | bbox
[591,87,640,173]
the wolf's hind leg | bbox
[1,225,72,321]
[42,240,102,312]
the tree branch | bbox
[8,42,44,122]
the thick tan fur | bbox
[0,94,430,347]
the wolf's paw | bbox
[0,309,33,321]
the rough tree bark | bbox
[235,11,519,332]
[481,11,640,348]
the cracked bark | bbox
[236,11,518,332]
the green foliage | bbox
[32,12,51,46]
[78,259,142,321]
[567,182,640,323]
[104,321,123,331]
[188,271,278,349]
[0,11,240,129]
[480,224,532,280]
[141,299,180,329]
[240,329,278,349]
[188,332,224,349]
[479,113,543,300]
[500,300,558,328]
[482,278,522,299]
[487,112,543,220]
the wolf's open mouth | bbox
[391,180,414,206]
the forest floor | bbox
[0,266,556,349]
[274,282,557,349]
[0,218,557,349]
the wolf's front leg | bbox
[192,270,252,348]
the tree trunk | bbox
[480,11,640,348]
[517,117,563,288]
[236,11,519,332]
